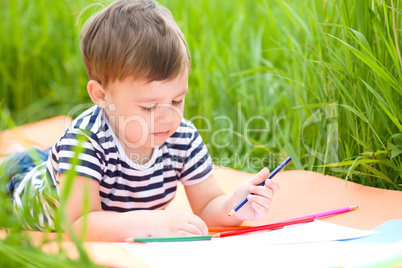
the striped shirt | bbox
[16,105,214,216]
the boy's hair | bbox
[80,0,190,86]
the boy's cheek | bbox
[120,119,150,144]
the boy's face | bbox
[103,69,188,158]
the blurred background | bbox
[1,0,401,190]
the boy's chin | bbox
[149,139,168,147]
[150,133,170,144]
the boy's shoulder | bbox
[179,117,197,130]
[171,118,198,138]
[62,105,110,143]
[69,105,103,131]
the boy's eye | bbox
[140,100,182,112]
[141,104,157,112]
[141,107,153,112]
[172,100,183,106]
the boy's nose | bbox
[155,105,175,124]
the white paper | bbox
[121,221,393,268]
[219,220,377,245]
[122,241,402,268]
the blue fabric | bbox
[0,147,59,231]
[1,147,49,194]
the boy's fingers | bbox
[188,215,208,235]
[248,167,270,185]
[251,202,268,219]
[265,179,280,192]
[177,230,198,237]
[180,224,204,236]
[248,194,271,211]
[250,185,274,200]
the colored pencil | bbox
[210,206,357,234]
[229,157,292,216]
[285,206,359,221]
[208,226,253,233]
[212,216,314,238]
[124,235,212,243]
[125,215,318,242]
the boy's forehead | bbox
[111,74,188,101]
[122,68,189,86]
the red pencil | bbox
[208,226,253,233]
[285,206,359,221]
[212,216,314,238]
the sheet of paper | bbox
[345,220,402,244]
[121,220,388,268]
[122,241,402,268]
[217,220,377,245]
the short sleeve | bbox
[54,130,105,183]
[179,130,214,186]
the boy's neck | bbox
[123,146,154,165]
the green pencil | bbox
[124,235,213,243]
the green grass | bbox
[0,0,401,264]
[1,0,401,189]
[169,0,402,189]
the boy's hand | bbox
[229,168,279,221]
[150,210,208,237]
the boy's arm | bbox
[59,174,208,242]
[184,169,279,227]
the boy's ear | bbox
[87,80,107,108]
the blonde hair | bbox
[80,0,190,86]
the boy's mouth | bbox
[152,130,170,137]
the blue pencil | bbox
[228,157,292,216]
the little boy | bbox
[2,0,279,242]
